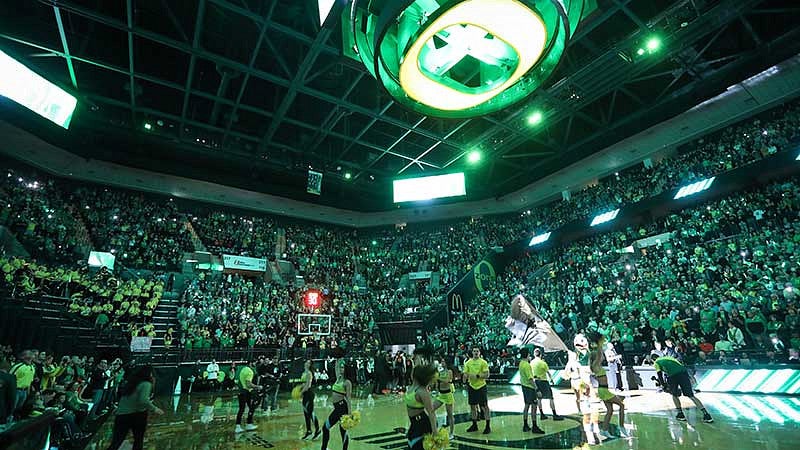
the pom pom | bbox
[291,385,303,400]
[340,411,361,430]
[423,428,450,450]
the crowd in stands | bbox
[0,172,91,264]
[1,98,799,366]
[0,344,126,447]
[436,178,800,366]
[72,188,194,270]
[1,257,166,338]
[177,273,380,356]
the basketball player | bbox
[518,348,545,434]
[463,347,491,434]
[531,348,563,421]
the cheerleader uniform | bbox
[300,371,320,438]
[321,380,349,450]
[406,388,432,450]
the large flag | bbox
[505,294,568,352]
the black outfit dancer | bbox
[300,360,321,440]
[406,364,438,450]
[321,359,351,450]
[105,365,164,450]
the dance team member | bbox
[300,360,321,440]
[321,359,352,450]
[434,357,456,439]
[405,363,438,450]
[587,332,626,437]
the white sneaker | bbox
[245,424,258,431]
[449,433,455,440]
[235,425,244,433]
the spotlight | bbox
[344,172,352,180]
[527,111,543,126]
[467,150,482,164]
[144,122,152,130]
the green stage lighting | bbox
[636,48,646,56]
[344,172,352,180]
[527,110,544,125]
[144,122,152,130]
[646,37,661,52]
[467,150,482,164]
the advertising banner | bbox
[222,254,267,272]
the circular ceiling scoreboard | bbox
[350,0,589,118]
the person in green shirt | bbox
[518,348,544,434]
[106,365,164,450]
[531,348,563,421]
[235,358,262,433]
[653,356,713,423]
[462,347,491,434]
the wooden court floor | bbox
[84,385,800,450]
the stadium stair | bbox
[183,220,207,252]
[147,293,181,352]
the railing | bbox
[0,412,55,450]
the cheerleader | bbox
[406,364,438,450]
[434,357,455,439]
[300,360,321,440]
[321,359,351,450]
[587,332,627,438]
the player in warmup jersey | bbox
[518,348,545,434]
[653,356,713,423]
[531,348,563,421]
[462,347,491,434]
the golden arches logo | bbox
[450,293,463,311]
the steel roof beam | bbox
[53,7,77,89]
[258,23,334,152]
[48,0,471,154]
[178,0,206,142]
[125,0,136,124]
[221,2,275,148]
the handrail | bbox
[0,412,55,449]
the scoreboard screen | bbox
[393,172,466,203]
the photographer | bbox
[653,355,713,423]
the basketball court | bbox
[83,385,800,450]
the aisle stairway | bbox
[148,293,181,352]
[184,220,207,252]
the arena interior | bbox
[1,1,800,449]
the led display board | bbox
[0,49,77,129]
[393,172,466,203]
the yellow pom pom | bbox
[291,385,303,400]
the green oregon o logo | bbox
[473,260,496,292]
